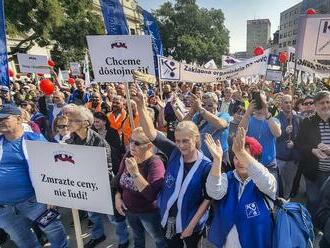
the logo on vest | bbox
[165,174,175,189]
[245,202,260,218]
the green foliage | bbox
[5,0,105,68]
[154,0,229,66]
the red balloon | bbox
[67,78,75,85]
[306,8,317,15]
[39,79,55,96]
[279,52,288,64]
[8,68,14,77]
[48,60,55,67]
[254,46,264,56]
[37,73,44,77]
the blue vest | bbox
[157,149,211,233]
[209,171,273,248]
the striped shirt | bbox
[319,121,330,172]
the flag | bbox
[222,55,241,68]
[99,0,129,35]
[58,68,63,83]
[204,59,218,69]
[0,0,9,86]
[83,53,91,87]
[141,8,163,76]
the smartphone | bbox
[35,209,60,228]
[252,91,263,110]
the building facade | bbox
[278,2,302,51]
[302,0,330,13]
[246,19,271,56]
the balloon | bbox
[8,69,14,77]
[37,73,44,77]
[306,8,316,15]
[67,78,75,85]
[254,46,264,56]
[48,60,55,67]
[39,79,55,96]
[279,52,288,64]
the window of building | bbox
[279,43,282,48]
[130,28,136,35]
[292,40,296,45]
[283,42,287,47]
[288,41,292,45]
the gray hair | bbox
[68,105,94,126]
[203,92,218,103]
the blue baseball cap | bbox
[0,104,21,118]
[0,85,9,92]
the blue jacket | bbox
[209,171,273,248]
[157,149,211,233]
[68,90,90,105]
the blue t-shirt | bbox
[0,137,35,204]
[247,116,279,166]
[193,112,231,160]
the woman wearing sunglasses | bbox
[114,127,167,248]
[51,115,70,143]
[130,82,221,248]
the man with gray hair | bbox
[296,91,330,218]
[185,92,231,169]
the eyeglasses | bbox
[129,139,150,146]
[67,119,84,123]
[57,125,68,129]
[303,101,314,106]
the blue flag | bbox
[0,0,9,86]
[142,9,164,56]
[99,0,129,35]
[142,9,164,76]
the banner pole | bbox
[159,79,163,100]
[72,209,84,248]
[125,81,135,130]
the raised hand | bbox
[130,83,146,107]
[232,127,246,155]
[205,133,223,161]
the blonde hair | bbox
[175,121,201,148]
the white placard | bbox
[69,62,81,76]
[296,14,330,60]
[265,69,283,82]
[158,49,270,83]
[87,35,155,82]
[26,141,113,215]
[17,53,50,74]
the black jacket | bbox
[66,128,113,177]
[296,114,329,181]
[315,177,330,230]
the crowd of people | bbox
[0,71,329,248]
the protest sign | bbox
[26,141,113,215]
[158,49,270,83]
[287,46,330,77]
[87,35,155,82]
[221,55,240,68]
[266,69,283,82]
[296,14,330,60]
[17,53,50,74]
[69,62,81,76]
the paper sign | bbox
[17,53,50,74]
[87,35,155,82]
[69,62,81,76]
[26,141,113,215]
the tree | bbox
[154,0,229,66]
[5,0,105,68]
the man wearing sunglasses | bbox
[302,95,315,118]
[185,92,231,170]
[0,104,68,247]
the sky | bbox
[138,0,302,53]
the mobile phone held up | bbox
[251,91,263,110]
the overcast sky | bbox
[138,0,302,53]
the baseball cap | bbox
[0,85,9,92]
[0,104,21,118]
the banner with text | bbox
[158,49,270,83]
[17,53,50,74]
[87,35,155,82]
[26,141,113,215]
[287,46,330,77]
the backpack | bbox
[265,196,315,248]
